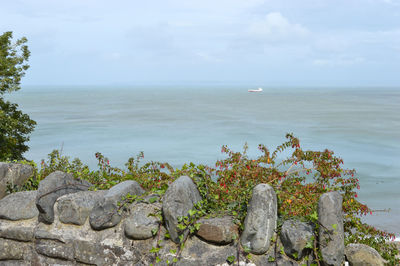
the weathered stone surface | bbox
[89,180,145,230]
[241,183,277,255]
[177,236,237,265]
[0,162,33,199]
[0,190,38,221]
[280,219,314,260]
[33,206,139,264]
[196,216,238,245]
[0,261,30,266]
[36,171,91,224]
[30,254,84,266]
[162,176,202,243]
[106,180,145,201]
[57,190,105,225]
[0,238,31,260]
[124,202,161,240]
[345,243,387,266]
[318,191,344,266]
[0,225,35,242]
[35,239,74,261]
[34,227,66,243]
[74,240,140,265]
[250,239,314,266]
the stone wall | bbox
[0,164,388,266]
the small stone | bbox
[280,219,314,260]
[196,216,238,245]
[57,190,106,225]
[162,176,202,243]
[0,163,33,199]
[345,243,387,266]
[0,191,38,220]
[318,191,344,266]
[89,180,145,230]
[36,171,91,224]
[241,183,277,255]
[125,202,161,240]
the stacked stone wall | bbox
[0,163,388,266]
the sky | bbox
[1,0,400,87]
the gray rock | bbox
[195,216,238,245]
[35,239,74,261]
[74,240,140,266]
[162,176,202,243]
[36,171,91,224]
[0,226,35,242]
[345,243,387,266]
[136,233,237,266]
[34,228,66,243]
[0,190,38,220]
[89,180,145,230]
[105,180,145,200]
[251,241,312,266]
[0,261,30,266]
[57,190,106,225]
[318,191,344,266]
[241,183,277,255]
[280,219,314,260]
[0,162,33,199]
[0,238,31,260]
[30,254,80,266]
[177,236,237,265]
[124,202,161,240]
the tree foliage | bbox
[0,31,35,160]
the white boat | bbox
[248,87,263,92]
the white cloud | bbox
[247,12,309,42]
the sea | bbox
[5,85,400,237]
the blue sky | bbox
[1,0,400,87]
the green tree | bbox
[0,31,36,160]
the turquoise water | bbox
[6,86,400,236]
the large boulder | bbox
[36,171,91,224]
[345,243,387,266]
[89,180,145,230]
[196,216,238,245]
[318,191,344,266]
[241,183,277,255]
[162,176,202,243]
[56,190,106,225]
[280,219,314,260]
[0,162,33,199]
[0,191,38,220]
[124,202,161,240]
